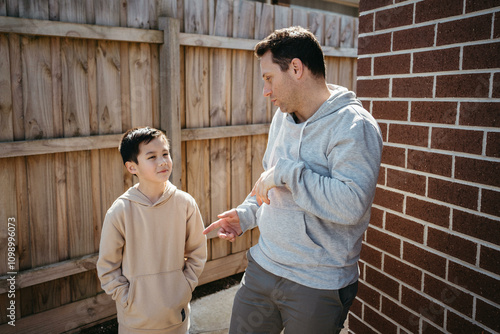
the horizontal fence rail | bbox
[0,16,357,57]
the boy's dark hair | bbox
[254,26,326,79]
[119,127,169,165]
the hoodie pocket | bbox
[258,205,325,267]
[121,270,191,330]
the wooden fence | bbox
[0,0,357,331]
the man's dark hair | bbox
[254,26,326,78]
[119,127,169,165]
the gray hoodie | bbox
[237,84,383,290]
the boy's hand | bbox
[251,166,277,206]
[203,209,242,243]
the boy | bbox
[97,127,207,334]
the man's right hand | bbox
[202,209,242,243]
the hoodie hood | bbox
[119,181,177,207]
[277,84,363,163]
[292,84,363,125]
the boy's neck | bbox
[137,181,168,204]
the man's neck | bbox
[293,81,331,123]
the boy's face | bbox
[125,137,172,185]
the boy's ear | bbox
[125,161,137,175]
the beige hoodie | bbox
[97,182,207,333]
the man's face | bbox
[260,51,297,115]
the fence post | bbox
[158,17,182,187]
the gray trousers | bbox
[229,253,358,334]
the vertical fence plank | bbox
[184,1,211,249]
[274,5,291,30]
[129,42,153,127]
[292,8,308,28]
[231,0,254,253]
[308,10,325,45]
[325,13,340,47]
[0,34,13,141]
[209,0,232,260]
[159,17,182,187]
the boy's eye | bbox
[148,156,155,159]
[163,153,169,157]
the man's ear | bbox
[125,161,137,175]
[290,58,304,79]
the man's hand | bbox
[251,166,277,206]
[203,209,242,243]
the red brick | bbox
[381,145,405,167]
[375,4,413,31]
[393,76,434,98]
[407,150,452,177]
[350,297,362,316]
[374,54,411,75]
[358,33,391,55]
[389,124,429,147]
[455,157,500,187]
[481,189,500,217]
[393,25,435,51]
[385,256,422,289]
[361,243,383,268]
[427,227,477,264]
[447,311,488,334]
[386,213,424,243]
[401,286,444,327]
[406,196,450,228]
[453,210,500,246]
[476,299,500,332]
[436,73,490,98]
[421,321,445,334]
[465,0,500,13]
[364,306,398,334]
[431,128,483,154]
[463,42,500,70]
[437,14,492,46]
[381,297,419,332]
[493,72,500,98]
[359,13,374,34]
[378,122,388,141]
[424,274,473,317]
[479,245,500,276]
[415,0,463,23]
[366,226,401,256]
[411,101,457,124]
[413,48,460,73]
[459,102,500,127]
[357,280,380,309]
[373,187,404,212]
[373,100,408,121]
[359,0,393,12]
[357,57,371,76]
[357,78,390,97]
[403,242,447,278]
[348,314,374,334]
[496,13,500,38]
[370,207,384,228]
[486,132,500,158]
[377,166,385,185]
[428,178,478,210]
[387,169,426,196]
[366,266,399,299]
[449,261,500,304]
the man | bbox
[204,26,383,333]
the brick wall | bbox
[354,1,500,333]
